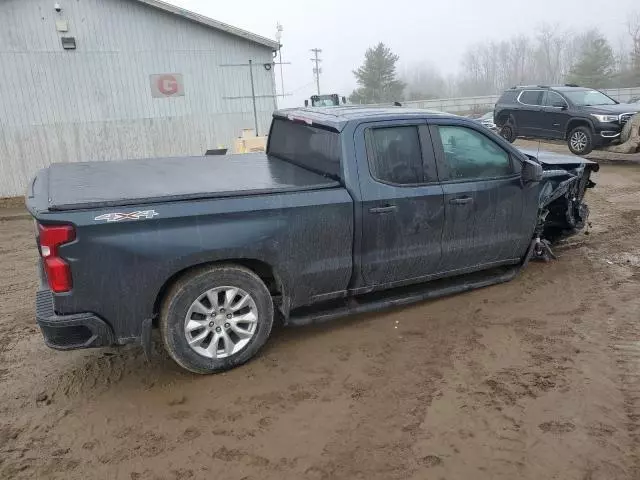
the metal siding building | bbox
[0,0,278,197]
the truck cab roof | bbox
[274,106,450,132]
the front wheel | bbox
[160,265,274,374]
[567,126,594,155]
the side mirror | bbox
[522,160,543,184]
[341,96,347,104]
[304,100,309,107]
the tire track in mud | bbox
[2,165,640,480]
[608,294,640,479]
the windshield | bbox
[311,95,340,107]
[312,98,339,107]
[563,90,617,106]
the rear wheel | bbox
[160,265,274,374]
[499,116,517,143]
[567,126,594,155]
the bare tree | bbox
[628,11,640,73]
[536,24,573,84]
[401,62,446,100]
[394,13,637,101]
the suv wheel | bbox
[499,116,517,143]
[160,265,274,374]
[567,126,594,155]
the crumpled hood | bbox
[518,148,599,168]
[518,148,598,215]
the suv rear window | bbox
[518,90,544,106]
[268,118,342,179]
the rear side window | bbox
[365,126,423,185]
[268,118,341,178]
[518,90,544,106]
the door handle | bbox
[369,205,398,214]
[449,196,473,205]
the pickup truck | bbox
[27,107,598,374]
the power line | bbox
[310,48,322,95]
[290,81,316,93]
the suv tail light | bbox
[38,224,76,293]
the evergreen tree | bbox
[349,43,405,104]
[566,30,615,88]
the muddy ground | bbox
[1,164,639,480]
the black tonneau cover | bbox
[43,153,340,211]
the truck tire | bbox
[160,265,274,374]
[567,126,594,155]
[499,115,517,143]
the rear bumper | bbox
[36,289,115,350]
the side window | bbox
[518,90,544,106]
[544,91,567,108]
[435,126,513,181]
[365,126,423,185]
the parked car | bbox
[474,111,498,131]
[26,107,598,374]
[494,85,640,155]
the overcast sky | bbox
[169,0,638,107]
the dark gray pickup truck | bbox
[27,107,598,374]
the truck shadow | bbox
[47,306,400,402]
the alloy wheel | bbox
[184,286,258,359]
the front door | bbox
[429,121,536,273]
[354,121,445,287]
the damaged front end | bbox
[532,157,599,260]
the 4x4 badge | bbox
[94,210,159,222]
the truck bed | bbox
[33,153,340,212]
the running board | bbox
[287,265,521,327]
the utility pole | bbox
[310,48,322,95]
[276,23,285,98]
[248,60,258,136]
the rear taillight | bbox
[38,224,76,293]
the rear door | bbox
[516,89,546,136]
[541,91,571,139]
[354,120,445,287]
[429,119,535,273]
